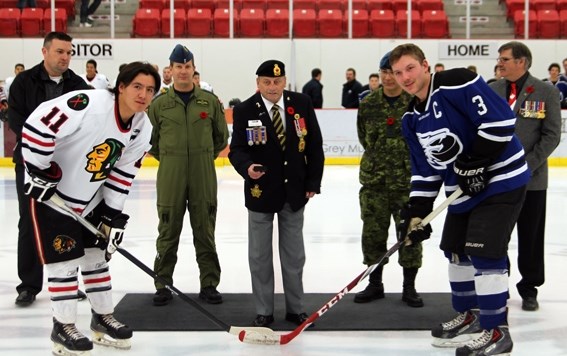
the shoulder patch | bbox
[67,93,89,111]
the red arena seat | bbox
[161,8,186,37]
[241,0,265,10]
[215,0,242,10]
[239,8,264,36]
[20,7,43,37]
[421,9,448,38]
[369,9,395,37]
[293,8,317,37]
[213,7,237,37]
[293,0,316,10]
[187,7,212,36]
[367,0,392,11]
[266,0,288,9]
[318,8,343,37]
[395,9,421,37]
[265,8,289,37]
[417,0,444,11]
[506,0,533,20]
[132,8,160,37]
[537,9,559,38]
[318,0,343,10]
[559,0,567,11]
[139,0,165,10]
[513,9,537,37]
[191,0,215,10]
[43,8,67,33]
[344,8,369,37]
[0,8,20,36]
[392,0,417,12]
[533,0,557,11]
[561,9,567,37]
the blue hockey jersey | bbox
[401,68,530,213]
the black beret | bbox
[256,60,285,77]
[380,51,392,70]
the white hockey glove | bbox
[99,213,129,261]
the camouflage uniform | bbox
[357,87,421,268]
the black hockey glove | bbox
[99,213,129,262]
[24,162,62,202]
[454,154,491,196]
[397,202,432,246]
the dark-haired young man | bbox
[21,61,160,354]
[8,31,91,307]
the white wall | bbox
[2,38,567,108]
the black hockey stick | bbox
[238,188,463,345]
[48,195,273,338]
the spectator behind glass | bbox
[302,68,323,109]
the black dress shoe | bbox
[522,296,539,311]
[285,312,314,328]
[199,286,223,304]
[252,314,274,327]
[77,290,87,301]
[153,288,173,306]
[15,290,36,306]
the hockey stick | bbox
[48,195,272,338]
[239,188,463,345]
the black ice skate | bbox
[51,318,93,356]
[431,309,483,348]
[90,310,133,349]
[455,325,513,356]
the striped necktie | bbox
[508,82,517,107]
[271,104,285,150]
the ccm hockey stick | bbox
[238,187,463,345]
[48,195,273,338]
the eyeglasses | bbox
[496,57,514,63]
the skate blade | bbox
[52,342,91,356]
[92,331,131,350]
[431,333,481,348]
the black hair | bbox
[43,32,72,47]
[112,62,161,95]
[311,68,321,78]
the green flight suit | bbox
[148,86,229,289]
[357,87,422,269]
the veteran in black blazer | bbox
[229,60,324,328]
[490,41,561,312]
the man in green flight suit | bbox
[354,51,425,307]
[148,44,229,306]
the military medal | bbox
[298,137,306,152]
[259,126,267,144]
[246,128,254,146]
[251,184,262,198]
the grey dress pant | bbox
[248,203,306,315]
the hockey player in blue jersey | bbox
[389,43,530,356]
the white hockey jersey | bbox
[21,89,151,215]
[81,73,111,90]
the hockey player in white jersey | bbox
[21,61,160,356]
[80,59,112,90]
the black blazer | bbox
[229,90,325,213]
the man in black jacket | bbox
[301,68,323,109]
[342,67,363,108]
[8,31,90,307]
[229,60,325,328]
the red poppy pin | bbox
[386,117,395,125]
[526,86,535,94]
[200,112,208,119]
[287,106,295,115]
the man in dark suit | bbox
[229,60,325,327]
[490,41,561,312]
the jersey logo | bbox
[417,128,462,170]
[85,138,125,181]
[53,235,76,254]
[67,93,89,111]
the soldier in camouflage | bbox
[354,51,424,307]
